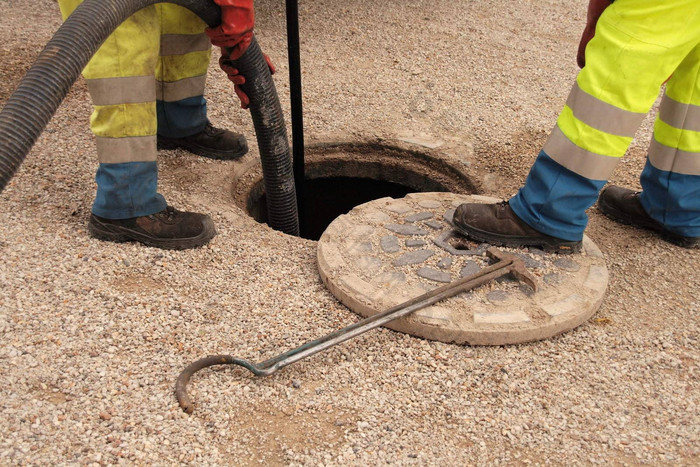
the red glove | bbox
[206,0,255,57]
[205,0,275,109]
[576,0,614,68]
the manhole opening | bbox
[255,177,417,240]
[240,142,477,240]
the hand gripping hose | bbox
[0,0,299,235]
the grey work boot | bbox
[597,185,699,249]
[157,122,248,160]
[451,201,582,254]
[88,206,216,250]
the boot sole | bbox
[451,221,582,254]
[88,217,216,250]
[597,197,699,249]
[157,139,248,161]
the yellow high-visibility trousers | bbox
[58,1,212,218]
[510,0,700,240]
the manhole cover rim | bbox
[317,193,609,346]
[231,139,479,226]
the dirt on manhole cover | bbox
[317,193,608,345]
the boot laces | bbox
[203,122,224,137]
[150,206,178,221]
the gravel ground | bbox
[1,0,699,465]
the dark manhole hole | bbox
[257,177,416,240]
[235,141,478,240]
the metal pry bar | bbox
[175,247,538,413]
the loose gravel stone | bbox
[554,257,581,272]
[544,273,567,285]
[405,212,433,222]
[460,261,481,277]
[424,220,444,230]
[385,224,430,236]
[380,235,400,253]
[487,290,510,304]
[416,267,452,283]
[405,239,426,247]
[514,252,544,269]
[443,209,456,224]
[392,249,436,266]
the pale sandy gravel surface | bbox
[1,0,698,465]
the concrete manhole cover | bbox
[317,193,609,345]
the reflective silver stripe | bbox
[648,138,700,176]
[156,75,207,102]
[543,126,621,180]
[96,136,157,164]
[659,93,700,132]
[566,82,645,137]
[160,33,211,56]
[87,76,155,106]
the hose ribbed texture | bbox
[0,0,216,191]
[230,39,299,235]
[0,0,299,236]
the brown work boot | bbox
[87,206,216,250]
[157,122,248,160]
[597,185,699,249]
[451,201,582,254]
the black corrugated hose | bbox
[0,0,299,236]
[229,39,299,236]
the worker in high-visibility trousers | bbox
[453,0,700,252]
[57,0,257,250]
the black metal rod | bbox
[285,0,305,215]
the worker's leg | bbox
[154,4,210,138]
[155,5,248,160]
[638,42,700,238]
[59,0,164,219]
[507,0,700,241]
[58,1,216,249]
